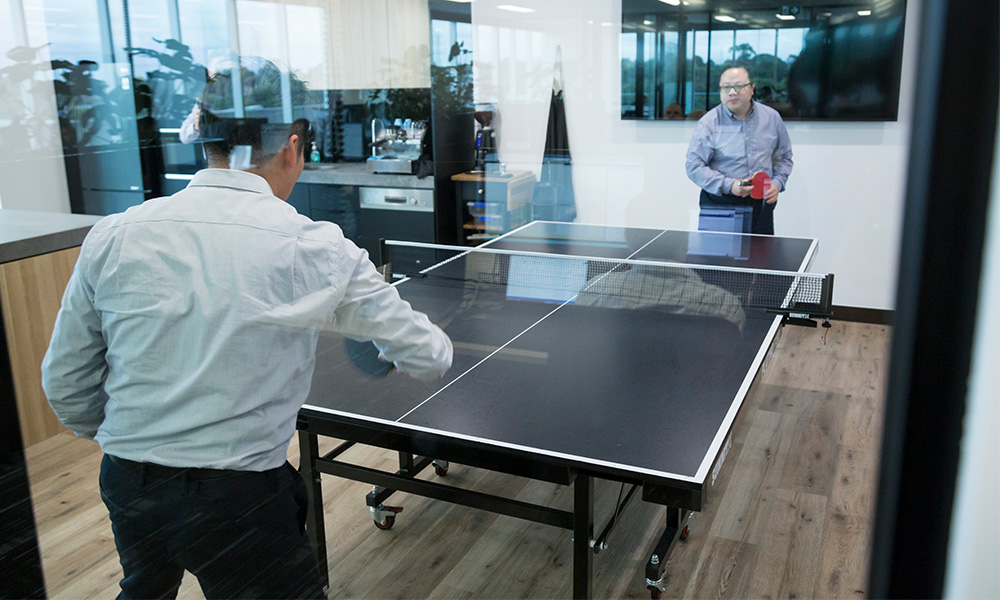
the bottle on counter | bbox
[310,142,321,163]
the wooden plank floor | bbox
[25,320,888,599]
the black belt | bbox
[700,188,758,207]
[107,454,241,481]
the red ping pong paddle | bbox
[751,171,771,200]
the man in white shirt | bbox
[41,65,452,599]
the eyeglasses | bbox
[719,82,752,93]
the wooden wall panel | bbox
[0,247,79,447]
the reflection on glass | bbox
[431,19,473,68]
[236,1,282,72]
[2,0,346,213]
[25,0,104,66]
[576,263,747,332]
[178,0,231,70]
[286,4,328,92]
[621,0,906,120]
[52,58,134,148]
[112,0,174,79]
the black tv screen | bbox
[621,0,907,121]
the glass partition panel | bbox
[1,2,901,597]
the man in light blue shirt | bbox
[685,65,794,234]
[41,64,452,599]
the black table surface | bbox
[301,222,817,489]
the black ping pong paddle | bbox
[343,338,394,378]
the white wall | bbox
[472,0,919,310]
[0,0,72,214]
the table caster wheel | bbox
[370,504,403,530]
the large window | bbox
[10,0,327,140]
[2,0,340,212]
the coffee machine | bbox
[472,103,498,173]
[367,117,427,174]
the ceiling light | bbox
[658,0,681,5]
[775,13,795,20]
[714,15,736,22]
[857,9,872,15]
[497,4,534,12]
[643,19,653,24]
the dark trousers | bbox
[99,454,326,600]
[699,189,776,235]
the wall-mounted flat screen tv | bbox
[621,0,907,121]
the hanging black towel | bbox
[535,88,577,222]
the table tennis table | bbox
[296,221,833,599]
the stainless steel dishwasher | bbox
[357,187,435,264]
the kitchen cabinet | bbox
[0,210,100,448]
[356,186,435,263]
[386,0,432,88]
[327,0,431,90]
[287,181,312,216]
[0,236,56,594]
[288,182,361,241]
[290,178,437,263]
[1,248,79,447]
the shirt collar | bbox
[187,168,275,197]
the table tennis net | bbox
[382,241,833,324]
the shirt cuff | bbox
[73,429,98,441]
[721,178,736,195]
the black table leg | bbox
[573,474,594,599]
[298,430,329,590]
[644,507,692,598]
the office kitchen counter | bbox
[299,162,434,189]
[451,170,536,244]
[0,210,102,264]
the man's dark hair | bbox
[723,61,755,82]
[198,59,312,167]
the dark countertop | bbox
[299,162,435,189]
[0,210,102,264]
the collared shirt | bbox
[41,169,453,471]
[685,101,794,197]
